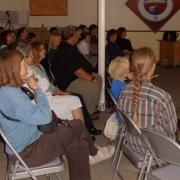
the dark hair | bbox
[49,27,58,34]
[78,24,87,31]
[89,24,97,33]
[27,32,36,40]
[16,27,26,38]
[117,27,127,39]
[80,32,90,41]
[106,29,117,42]
[0,30,15,46]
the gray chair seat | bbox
[8,157,64,179]
[147,164,180,180]
[122,143,145,169]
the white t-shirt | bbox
[77,40,90,56]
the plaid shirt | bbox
[118,81,177,154]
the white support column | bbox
[98,0,106,111]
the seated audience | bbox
[16,26,29,45]
[117,27,134,57]
[26,32,37,43]
[78,24,89,37]
[0,30,16,53]
[18,41,101,135]
[89,24,98,57]
[118,47,177,153]
[42,29,62,83]
[0,50,114,180]
[51,25,102,115]
[77,32,97,69]
[106,29,123,61]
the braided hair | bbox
[131,47,157,127]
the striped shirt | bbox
[118,81,177,154]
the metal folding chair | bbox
[105,89,126,177]
[142,129,180,180]
[112,111,151,180]
[0,128,64,180]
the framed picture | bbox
[29,0,67,16]
[126,0,180,32]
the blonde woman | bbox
[118,47,177,154]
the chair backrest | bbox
[142,128,180,165]
[119,111,141,137]
[0,127,37,180]
[107,88,118,108]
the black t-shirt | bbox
[51,41,93,90]
[117,38,134,51]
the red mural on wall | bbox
[126,0,180,32]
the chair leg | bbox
[110,126,126,173]
[46,174,51,180]
[55,173,63,180]
[137,151,149,180]
[144,155,153,180]
[112,149,123,180]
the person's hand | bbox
[91,77,102,85]
[52,88,71,96]
[27,75,39,91]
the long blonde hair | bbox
[131,47,157,126]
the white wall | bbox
[1,0,180,59]
[0,0,98,27]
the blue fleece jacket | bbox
[0,86,52,154]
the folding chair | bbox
[112,111,151,180]
[0,128,64,180]
[142,129,180,180]
[105,89,126,177]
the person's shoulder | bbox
[0,86,22,98]
[143,82,171,101]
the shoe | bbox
[89,145,115,165]
[88,128,102,135]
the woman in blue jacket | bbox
[0,50,114,180]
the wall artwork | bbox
[29,0,67,16]
[126,0,180,32]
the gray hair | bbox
[62,25,79,40]
[16,42,31,57]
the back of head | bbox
[0,50,23,87]
[131,47,156,78]
[16,42,31,57]
[89,24,97,34]
[62,25,79,40]
[108,56,129,80]
[131,47,157,119]
[16,27,26,38]
[106,29,117,42]
[117,27,126,39]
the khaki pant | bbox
[67,73,102,115]
[9,120,97,180]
